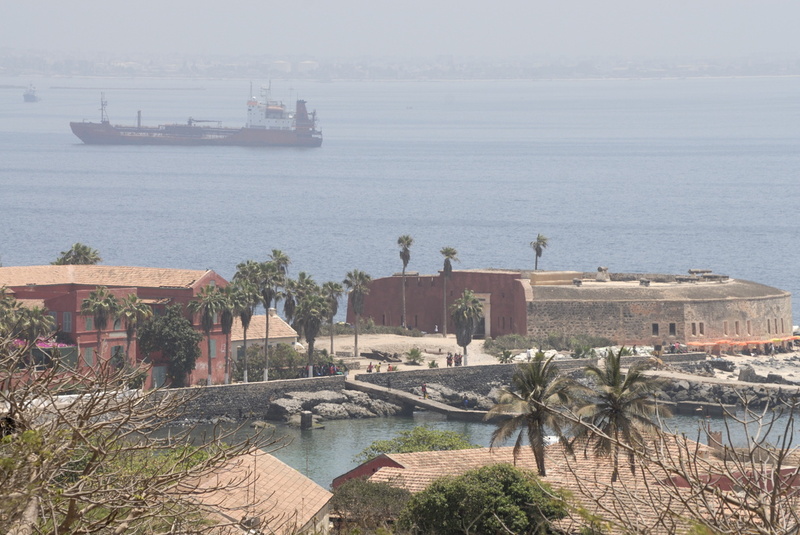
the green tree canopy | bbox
[51,242,102,265]
[138,304,202,387]
[530,233,549,271]
[330,478,412,533]
[450,288,483,361]
[397,463,567,535]
[355,426,478,463]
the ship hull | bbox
[69,122,322,147]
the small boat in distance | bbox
[23,84,39,103]
[70,90,323,147]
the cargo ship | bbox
[70,91,322,147]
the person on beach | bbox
[367,362,373,373]
[422,383,428,399]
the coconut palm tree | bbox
[322,281,344,356]
[576,347,670,482]
[188,284,226,386]
[450,289,483,365]
[440,247,459,336]
[487,354,583,476]
[52,243,102,265]
[530,234,548,271]
[80,286,119,367]
[397,235,413,328]
[343,270,372,361]
[230,279,259,383]
[256,261,284,382]
[295,287,329,377]
[116,294,153,366]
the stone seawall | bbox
[155,355,707,421]
[156,375,345,420]
[353,359,594,395]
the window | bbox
[782,318,785,333]
[723,321,728,336]
[209,339,217,358]
[735,321,740,335]
[83,347,94,367]
[669,323,676,336]
[775,319,778,333]
[767,320,771,334]
[747,320,751,335]
[85,316,94,331]
[652,323,659,336]
[699,322,705,336]
[63,312,72,333]
[111,346,124,368]
[691,323,697,336]
[113,318,122,331]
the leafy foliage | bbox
[330,478,412,533]
[397,463,567,534]
[405,347,424,364]
[51,242,102,265]
[355,426,478,463]
[138,304,202,387]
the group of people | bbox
[445,352,464,367]
[366,361,394,373]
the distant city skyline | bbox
[3,1,799,62]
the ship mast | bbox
[100,93,109,124]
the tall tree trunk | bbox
[354,313,360,362]
[442,277,448,336]
[224,332,230,384]
[401,269,406,328]
[243,328,248,383]
[263,313,271,382]
[307,340,315,378]
[206,335,212,386]
[330,318,335,356]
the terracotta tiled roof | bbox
[367,442,725,534]
[0,265,214,289]
[231,313,298,343]
[193,450,331,534]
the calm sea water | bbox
[1,75,799,323]
[3,75,800,486]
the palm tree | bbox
[188,284,226,386]
[219,286,235,384]
[230,280,259,383]
[284,272,316,337]
[19,306,55,364]
[80,286,119,367]
[322,281,344,356]
[576,347,670,482]
[487,354,583,476]
[397,235,413,328]
[116,294,153,366]
[450,289,483,365]
[256,261,284,382]
[530,234,548,271]
[295,288,329,377]
[270,249,291,277]
[440,247,459,336]
[52,243,102,265]
[343,270,372,361]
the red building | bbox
[0,265,229,387]
[346,269,528,339]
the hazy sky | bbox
[3,1,799,60]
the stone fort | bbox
[348,268,793,351]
